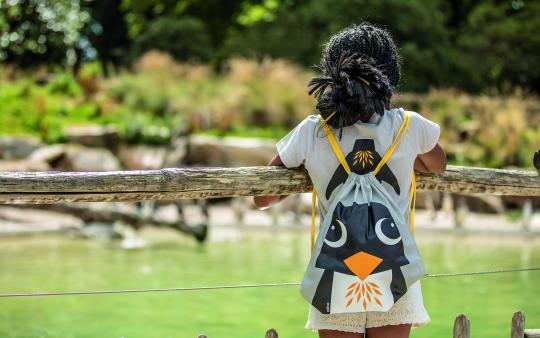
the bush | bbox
[47,72,81,97]
[2,52,539,169]
[131,17,213,62]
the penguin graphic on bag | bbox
[300,111,425,314]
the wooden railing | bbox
[0,165,538,204]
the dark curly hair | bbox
[309,23,400,136]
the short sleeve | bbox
[276,115,316,168]
[408,111,441,155]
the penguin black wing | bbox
[375,163,400,195]
[326,163,348,200]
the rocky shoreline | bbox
[1,125,538,240]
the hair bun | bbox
[308,23,399,130]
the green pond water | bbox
[1,228,539,338]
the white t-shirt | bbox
[276,108,440,220]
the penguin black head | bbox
[325,139,401,200]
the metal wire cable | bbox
[1,267,539,298]
[424,267,540,278]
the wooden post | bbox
[512,311,525,338]
[265,328,278,338]
[453,314,470,338]
[454,196,468,229]
[533,150,540,174]
[522,199,533,232]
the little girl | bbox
[254,23,446,338]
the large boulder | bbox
[28,144,66,166]
[63,125,120,150]
[450,193,506,214]
[117,137,188,170]
[0,135,43,159]
[117,144,169,170]
[0,143,63,171]
[50,144,121,171]
[163,137,188,167]
[185,135,275,166]
[0,159,51,171]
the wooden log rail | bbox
[0,165,538,204]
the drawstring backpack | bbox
[300,111,424,314]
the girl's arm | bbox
[414,143,447,174]
[253,154,290,209]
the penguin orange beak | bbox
[344,251,382,281]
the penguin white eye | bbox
[375,218,401,245]
[324,220,347,248]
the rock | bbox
[450,193,506,214]
[117,137,189,170]
[117,144,168,170]
[0,141,66,172]
[53,144,121,171]
[0,205,83,235]
[185,134,275,166]
[28,144,66,165]
[0,159,50,171]
[502,196,540,209]
[63,124,120,150]
[78,222,123,240]
[0,135,43,159]
[163,137,188,167]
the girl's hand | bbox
[253,154,290,209]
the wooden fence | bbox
[453,311,540,338]
[0,164,538,204]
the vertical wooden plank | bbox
[454,196,468,229]
[453,314,470,338]
[533,150,540,173]
[522,199,533,232]
[512,311,525,338]
[265,328,278,338]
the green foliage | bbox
[131,17,212,62]
[225,0,451,92]
[223,0,540,94]
[200,126,288,139]
[1,52,539,168]
[0,0,90,66]
[3,0,539,94]
[394,91,540,168]
[454,1,540,93]
[47,72,81,97]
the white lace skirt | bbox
[305,281,430,333]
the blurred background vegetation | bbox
[2,3,540,338]
[1,0,539,168]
